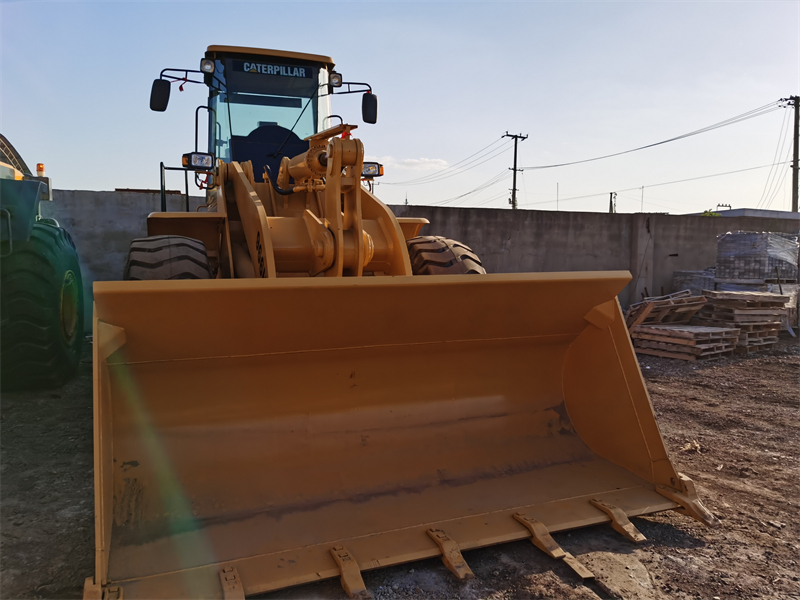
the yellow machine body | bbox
[86,46,714,600]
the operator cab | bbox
[205,46,334,181]
[149,45,378,185]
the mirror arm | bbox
[159,68,206,86]
[332,82,373,95]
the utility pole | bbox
[792,96,799,212]
[504,132,527,209]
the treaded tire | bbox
[406,236,486,275]
[0,222,84,390]
[124,235,212,280]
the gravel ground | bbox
[1,336,797,599]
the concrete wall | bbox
[42,190,205,328]
[391,205,799,306]
[43,189,799,331]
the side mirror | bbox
[362,92,378,124]
[150,79,171,112]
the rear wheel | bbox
[406,236,486,275]
[0,222,84,390]
[124,235,212,280]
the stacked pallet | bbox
[630,324,740,361]
[692,290,788,354]
[625,290,707,329]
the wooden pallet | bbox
[701,289,790,304]
[691,319,780,332]
[631,324,738,361]
[734,343,777,355]
[626,290,706,328]
[634,346,734,361]
[694,306,785,324]
[689,290,788,351]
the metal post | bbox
[184,170,190,212]
[640,186,644,213]
[160,162,167,212]
[503,132,528,210]
[792,96,799,212]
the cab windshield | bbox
[208,55,332,179]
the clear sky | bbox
[2,0,797,214]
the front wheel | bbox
[406,236,486,275]
[123,235,212,280]
[0,223,84,390]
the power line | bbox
[764,146,794,210]
[426,170,511,206]
[519,101,782,171]
[382,137,510,185]
[519,161,791,208]
[383,137,504,185]
[757,108,791,209]
[386,142,513,187]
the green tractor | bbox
[0,134,83,390]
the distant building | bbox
[685,208,800,221]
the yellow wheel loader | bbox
[85,46,715,600]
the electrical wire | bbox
[764,145,794,210]
[519,101,782,171]
[382,137,509,185]
[473,191,510,207]
[756,108,790,208]
[426,170,511,206]
[385,142,513,187]
[518,161,792,208]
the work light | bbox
[182,152,214,170]
[200,59,215,74]
[362,162,384,178]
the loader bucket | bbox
[89,272,704,599]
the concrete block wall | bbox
[42,189,799,331]
[42,190,205,329]
[391,205,799,306]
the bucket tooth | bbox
[513,513,565,558]
[330,546,373,600]
[657,473,718,527]
[219,566,244,600]
[513,513,594,580]
[589,499,646,542]
[562,553,595,580]
[427,528,475,580]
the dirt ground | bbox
[1,336,798,600]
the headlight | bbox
[329,71,343,88]
[362,162,384,178]
[200,59,215,74]
[182,152,214,170]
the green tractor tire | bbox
[1,222,84,390]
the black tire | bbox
[0,222,84,390]
[406,236,486,275]
[124,235,212,280]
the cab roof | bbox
[206,46,335,68]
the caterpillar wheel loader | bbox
[85,46,715,600]
[0,134,84,390]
